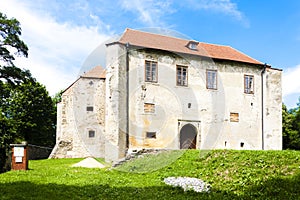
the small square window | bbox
[144,103,155,113]
[206,69,217,89]
[89,130,95,138]
[87,106,93,111]
[230,112,239,122]
[146,132,156,139]
[244,75,254,94]
[176,65,188,86]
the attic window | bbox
[187,41,198,50]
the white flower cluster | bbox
[164,177,211,193]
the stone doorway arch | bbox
[180,124,198,149]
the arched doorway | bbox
[180,124,197,149]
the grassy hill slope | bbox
[0,150,299,199]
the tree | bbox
[0,12,56,172]
[6,81,56,147]
[0,12,31,83]
[0,13,28,62]
[282,102,300,150]
[52,90,63,106]
[0,12,31,172]
[291,100,300,149]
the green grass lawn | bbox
[0,150,299,200]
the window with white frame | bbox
[176,65,188,86]
[145,60,158,82]
[206,69,217,89]
[244,75,254,94]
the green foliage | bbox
[282,103,300,150]
[0,12,31,172]
[0,150,299,199]
[0,12,28,64]
[5,81,56,146]
[52,90,63,105]
[0,12,56,172]
[0,79,56,172]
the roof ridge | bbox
[81,65,106,79]
[226,46,262,64]
[199,41,230,47]
[124,28,194,42]
[125,29,233,48]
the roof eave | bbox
[120,43,265,66]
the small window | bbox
[206,70,217,89]
[144,103,155,113]
[87,106,93,111]
[145,60,158,82]
[177,65,188,86]
[244,75,254,94]
[188,41,198,50]
[230,112,239,122]
[88,130,95,138]
[146,132,156,139]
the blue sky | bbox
[1,0,300,108]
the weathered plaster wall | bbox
[264,68,282,150]
[125,48,281,151]
[50,77,106,158]
[53,43,282,161]
[105,44,128,162]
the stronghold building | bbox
[50,29,282,162]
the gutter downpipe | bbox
[125,42,130,149]
[261,63,267,150]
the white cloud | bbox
[283,64,300,97]
[119,0,174,27]
[185,0,249,27]
[1,0,109,95]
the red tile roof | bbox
[63,66,106,94]
[118,28,263,65]
[81,66,106,79]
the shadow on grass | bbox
[0,181,216,200]
[242,173,300,200]
[0,174,299,200]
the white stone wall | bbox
[123,48,282,151]
[105,44,128,162]
[264,68,282,150]
[52,43,282,161]
[50,77,106,158]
